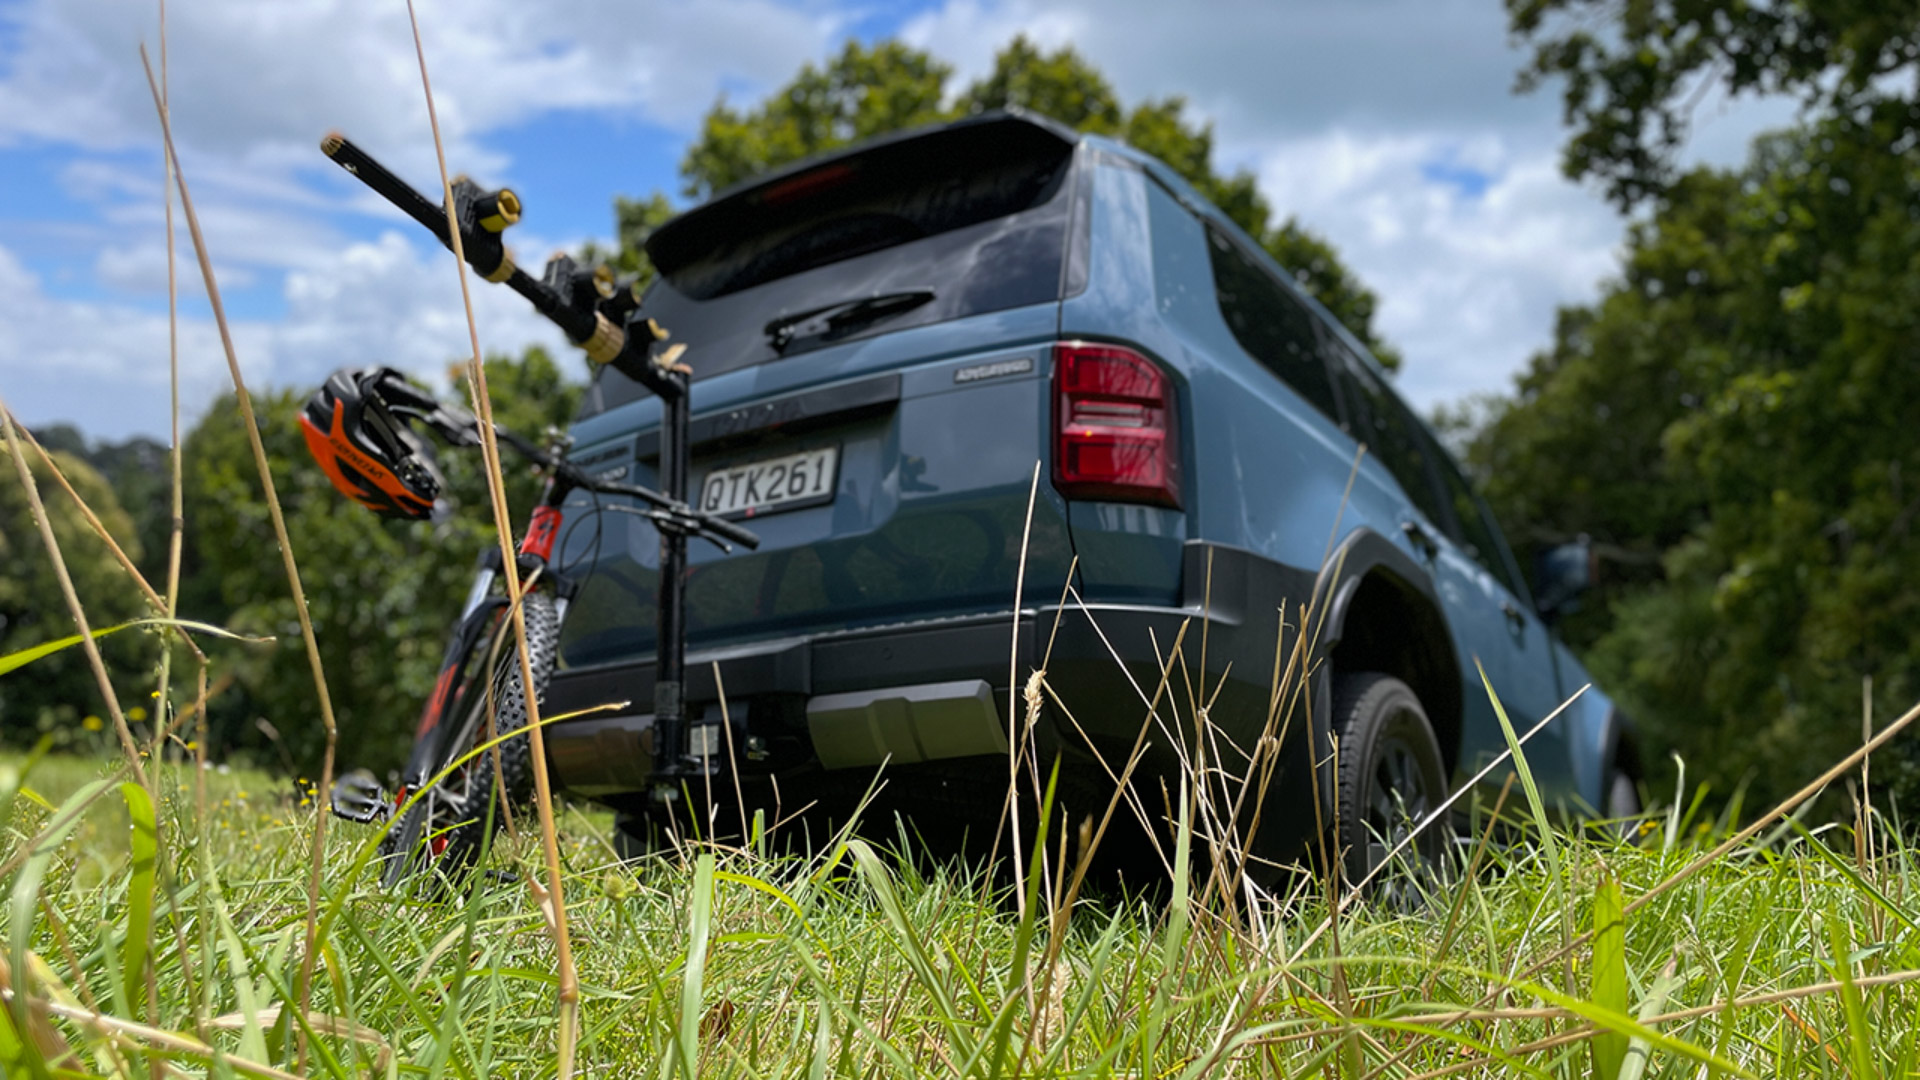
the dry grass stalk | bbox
[1,986,304,1080]
[135,44,341,1045]
[1005,461,1042,914]
[398,4,579,1072]
[0,405,149,791]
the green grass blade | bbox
[1618,959,1683,1080]
[675,851,715,1080]
[1142,774,1194,1074]
[1824,901,1876,1079]
[1591,868,1628,1079]
[1787,818,1920,936]
[1518,978,1758,1079]
[117,781,157,1015]
[0,617,266,677]
[1477,661,1560,875]
[7,777,112,1080]
[712,869,819,943]
[845,839,958,1023]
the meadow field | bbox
[4,730,1917,1078]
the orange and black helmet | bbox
[299,367,445,520]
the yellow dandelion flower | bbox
[82,715,104,732]
[128,706,148,722]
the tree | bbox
[679,40,953,201]
[177,349,579,773]
[1467,113,1920,810]
[1509,0,1920,209]
[1483,3,1920,812]
[643,36,1401,369]
[0,442,152,750]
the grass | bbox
[5,740,1920,1078]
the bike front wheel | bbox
[379,590,559,889]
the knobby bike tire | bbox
[379,590,559,889]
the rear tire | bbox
[380,591,559,889]
[1604,764,1642,841]
[1331,673,1448,900]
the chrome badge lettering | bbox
[953,356,1034,384]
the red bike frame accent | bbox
[520,505,563,562]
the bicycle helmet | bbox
[299,367,445,520]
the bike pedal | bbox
[329,768,391,824]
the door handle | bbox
[1401,520,1439,560]
[1501,598,1528,633]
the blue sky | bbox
[0,0,1791,443]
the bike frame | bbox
[321,132,756,805]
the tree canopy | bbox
[0,440,150,749]
[1509,0,1920,209]
[1480,4,1920,808]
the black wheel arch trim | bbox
[1309,528,1465,780]
[1602,703,1643,781]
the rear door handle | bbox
[1501,598,1528,633]
[1401,520,1439,560]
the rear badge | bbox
[953,356,1034,384]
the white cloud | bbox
[0,0,849,176]
[1252,133,1623,409]
[0,234,570,440]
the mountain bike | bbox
[306,135,757,887]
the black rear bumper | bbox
[543,543,1331,856]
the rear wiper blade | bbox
[764,290,935,354]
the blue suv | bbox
[542,110,1640,879]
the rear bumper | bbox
[544,542,1330,853]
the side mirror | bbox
[1534,535,1595,621]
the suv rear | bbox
[543,111,1639,870]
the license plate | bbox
[696,446,839,518]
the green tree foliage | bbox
[679,40,953,202]
[177,349,579,773]
[1472,92,1920,805]
[33,425,174,586]
[0,442,151,748]
[646,36,1400,369]
[1509,0,1920,209]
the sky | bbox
[0,0,1796,444]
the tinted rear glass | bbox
[582,116,1078,418]
[1204,225,1343,423]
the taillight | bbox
[1052,342,1181,508]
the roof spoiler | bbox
[646,109,1080,274]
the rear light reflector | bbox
[1052,342,1181,508]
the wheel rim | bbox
[1360,722,1436,884]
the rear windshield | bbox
[580,115,1079,417]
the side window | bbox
[1333,344,1452,532]
[1204,225,1343,423]
[1426,433,1527,598]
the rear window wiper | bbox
[764,290,935,354]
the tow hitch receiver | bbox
[330,768,391,824]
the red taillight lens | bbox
[1052,342,1181,508]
